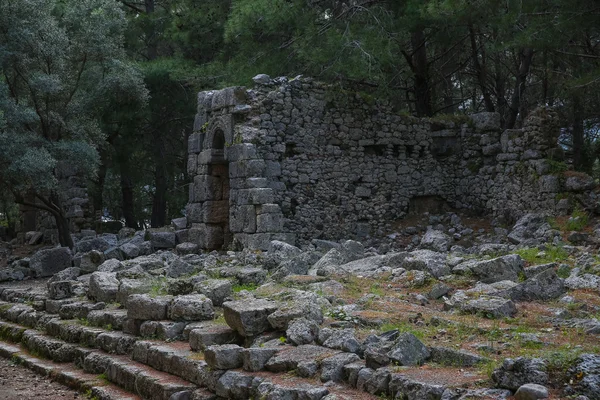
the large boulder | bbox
[455,254,524,283]
[502,269,565,301]
[492,357,548,391]
[508,214,548,245]
[149,231,177,249]
[401,250,450,278]
[88,272,119,303]
[30,247,72,277]
[387,333,430,366]
[309,248,345,276]
[565,354,600,398]
[419,230,451,252]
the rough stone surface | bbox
[223,299,278,337]
[514,383,549,400]
[127,294,172,320]
[88,272,119,303]
[168,294,214,321]
[386,332,430,366]
[492,357,548,391]
[29,247,72,277]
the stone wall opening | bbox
[205,129,230,249]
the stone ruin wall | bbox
[186,76,584,250]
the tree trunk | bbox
[505,48,534,129]
[55,212,74,250]
[145,0,158,60]
[469,25,495,112]
[411,29,433,117]
[49,192,74,250]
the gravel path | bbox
[0,356,83,400]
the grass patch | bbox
[149,277,169,297]
[514,245,569,265]
[565,208,589,231]
[232,283,259,293]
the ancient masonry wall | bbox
[186,76,579,250]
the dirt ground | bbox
[0,356,83,400]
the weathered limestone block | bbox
[88,272,119,303]
[30,247,72,277]
[193,175,223,202]
[256,212,283,233]
[127,294,172,321]
[230,206,256,233]
[225,143,257,161]
[223,299,278,337]
[188,132,204,154]
[203,201,229,224]
[168,294,214,321]
[237,188,274,205]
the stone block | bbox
[149,231,176,249]
[205,344,244,370]
[223,299,279,337]
[246,178,268,188]
[127,294,172,320]
[242,347,278,372]
[197,91,214,112]
[195,279,233,306]
[237,188,274,205]
[225,144,257,161]
[203,201,229,224]
[189,223,224,250]
[193,113,207,131]
[189,322,241,351]
[188,133,204,154]
[256,213,283,233]
[187,154,197,176]
[210,87,247,110]
[193,175,223,202]
[30,247,72,278]
[237,233,272,251]
[230,160,266,178]
[168,294,214,321]
[186,203,203,223]
[88,272,119,303]
[230,205,256,233]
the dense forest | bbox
[1,0,600,244]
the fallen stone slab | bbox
[29,247,72,278]
[168,294,214,321]
[188,322,242,351]
[223,299,278,337]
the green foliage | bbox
[149,277,169,297]
[515,246,569,265]
[232,283,259,293]
[565,208,589,231]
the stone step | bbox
[131,340,206,385]
[0,340,141,400]
[0,318,198,400]
[82,351,197,400]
